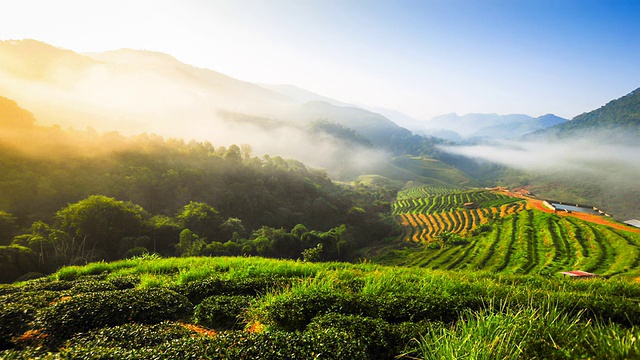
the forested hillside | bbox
[0,98,398,283]
[533,87,640,138]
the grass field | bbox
[2,256,640,358]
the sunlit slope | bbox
[388,186,640,277]
[0,40,447,181]
[388,155,479,188]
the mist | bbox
[0,41,394,181]
[439,131,640,218]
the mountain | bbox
[0,39,293,134]
[438,87,640,220]
[258,83,351,107]
[0,39,463,184]
[424,113,567,140]
[531,87,640,141]
[470,114,567,139]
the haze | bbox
[1,0,639,121]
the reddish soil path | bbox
[500,191,640,234]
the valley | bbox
[0,36,639,359]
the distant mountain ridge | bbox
[531,87,640,140]
[423,112,567,141]
[0,39,468,184]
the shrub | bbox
[375,292,482,324]
[0,304,36,350]
[38,288,193,344]
[107,275,140,290]
[252,289,366,331]
[194,295,252,330]
[67,322,194,350]
[0,290,64,308]
[173,276,289,304]
[306,313,397,360]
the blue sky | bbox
[1,0,639,120]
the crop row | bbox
[393,189,515,215]
[406,209,640,276]
[396,202,525,243]
[396,186,462,200]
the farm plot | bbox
[393,186,640,276]
[394,186,525,242]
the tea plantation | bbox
[1,256,640,359]
[390,186,640,278]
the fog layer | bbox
[0,40,391,179]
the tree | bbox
[176,201,223,242]
[302,243,323,262]
[0,211,18,245]
[145,215,181,255]
[0,245,38,283]
[55,195,147,260]
[224,144,242,163]
[176,229,205,257]
[220,217,246,241]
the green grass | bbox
[4,256,640,358]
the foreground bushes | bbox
[38,288,193,344]
[194,295,253,330]
[2,257,640,358]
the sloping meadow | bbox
[1,256,640,359]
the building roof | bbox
[559,270,598,277]
[624,219,640,229]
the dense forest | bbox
[0,97,399,283]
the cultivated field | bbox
[391,186,640,277]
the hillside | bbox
[533,87,640,139]
[438,86,640,220]
[1,256,640,358]
[380,186,640,278]
[0,98,403,283]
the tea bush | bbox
[0,290,64,308]
[67,322,194,350]
[172,275,290,304]
[194,295,252,330]
[253,289,366,331]
[0,304,36,350]
[38,288,193,344]
[307,313,397,360]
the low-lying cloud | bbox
[439,131,640,218]
[441,138,640,176]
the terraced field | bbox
[393,187,525,242]
[392,186,640,276]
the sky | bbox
[1,0,639,121]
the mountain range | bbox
[1,39,640,219]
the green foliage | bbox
[3,256,640,357]
[0,113,401,281]
[0,245,38,283]
[38,288,193,344]
[306,313,398,360]
[0,210,17,246]
[173,275,291,305]
[55,195,146,260]
[194,295,252,330]
[176,201,222,241]
[302,243,323,262]
[66,322,194,350]
[0,303,36,350]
